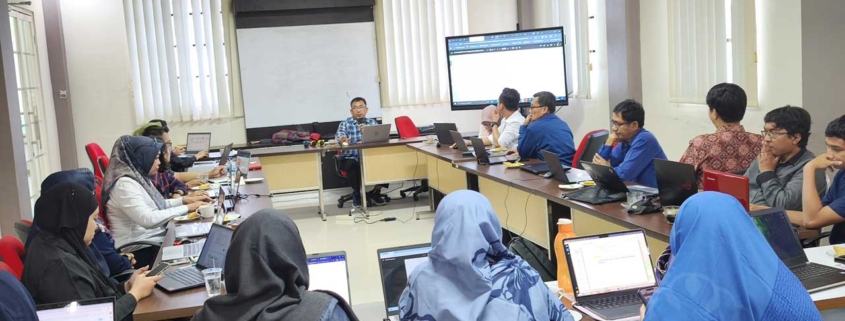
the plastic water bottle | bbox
[554,218,576,293]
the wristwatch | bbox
[491,122,499,127]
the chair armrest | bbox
[802,231,831,248]
[117,240,162,253]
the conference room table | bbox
[133,161,274,321]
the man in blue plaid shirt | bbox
[337,97,388,207]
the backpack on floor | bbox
[508,237,556,282]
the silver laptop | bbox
[174,222,213,239]
[361,124,392,143]
[378,243,432,321]
[182,132,211,157]
[564,230,656,320]
[307,251,352,304]
[162,237,207,261]
[36,297,115,320]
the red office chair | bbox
[0,236,25,279]
[394,117,429,201]
[572,129,609,169]
[334,152,356,208]
[85,143,108,179]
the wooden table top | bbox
[246,137,429,158]
[406,142,482,164]
[458,162,673,238]
[133,163,273,321]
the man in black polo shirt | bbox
[788,115,845,244]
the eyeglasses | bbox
[611,121,630,128]
[529,105,546,109]
[761,130,789,138]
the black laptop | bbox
[750,208,845,293]
[449,130,475,158]
[470,137,508,165]
[434,123,458,145]
[157,224,234,293]
[565,162,657,205]
[539,150,571,182]
[654,159,697,206]
[575,130,609,169]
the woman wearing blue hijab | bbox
[398,190,574,321]
[644,192,821,320]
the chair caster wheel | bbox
[400,191,407,198]
[413,195,420,201]
[385,196,391,203]
[337,202,343,208]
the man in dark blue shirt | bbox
[515,91,576,164]
[593,99,667,187]
[787,115,845,244]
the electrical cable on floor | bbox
[401,152,422,224]
[519,193,530,236]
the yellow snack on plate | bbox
[582,180,596,187]
[834,245,845,257]
[187,212,200,219]
[199,183,211,190]
[504,162,524,168]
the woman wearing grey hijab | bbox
[193,209,357,321]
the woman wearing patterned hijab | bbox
[398,190,574,321]
[103,135,210,267]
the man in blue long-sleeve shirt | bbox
[593,99,667,187]
[515,91,576,164]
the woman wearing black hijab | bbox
[193,209,357,321]
[23,182,162,321]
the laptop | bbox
[540,150,572,182]
[576,130,609,169]
[216,143,234,165]
[162,238,207,262]
[566,162,657,205]
[564,230,656,320]
[174,222,213,238]
[433,123,458,145]
[470,137,508,165]
[750,208,845,293]
[182,132,211,158]
[703,169,750,210]
[36,297,115,321]
[236,150,252,179]
[307,251,352,304]
[448,130,474,157]
[362,124,392,144]
[157,224,234,293]
[378,243,432,321]
[654,159,697,207]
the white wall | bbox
[467,0,517,34]
[640,0,803,160]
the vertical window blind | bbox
[375,0,468,108]
[123,0,234,125]
[668,0,757,105]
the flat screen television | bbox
[446,27,569,111]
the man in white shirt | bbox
[483,88,525,150]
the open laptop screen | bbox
[564,230,656,297]
[36,297,114,321]
[307,252,351,304]
[750,208,807,267]
[186,133,211,153]
[196,224,234,270]
[378,244,432,315]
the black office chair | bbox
[399,180,428,201]
[334,154,356,208]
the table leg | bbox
[316,153,325,221]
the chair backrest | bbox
[13,221,31,243]
[0,236,25,279]
[85,143,108,178]
[96,155,110,178]
[395,116,420,139]
[94,175,111,229]
[334,154,348,178]
[572,129,609,168]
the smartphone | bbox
[835,255,845,264]
[148,262,171,277]
[637,286,658,306]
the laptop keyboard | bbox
[565,186,626,205]
[794,263,841,280]
[167,268,205,286]
[582,293,642,310]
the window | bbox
[668,0,757,105]
[10,7,50,209]
[123,0,234,125]
[375,0,468,107]
[535,0,591,99]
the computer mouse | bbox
[174,238,194,245]
[542,172,553,178]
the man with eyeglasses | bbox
[592,99,667,187]
[336,97,389,207]
[745,106,826,211]
[135,121,225,192]
[513,91,576,164]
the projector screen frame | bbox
[445,26,569,111]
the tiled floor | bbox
[271,185,436,306]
